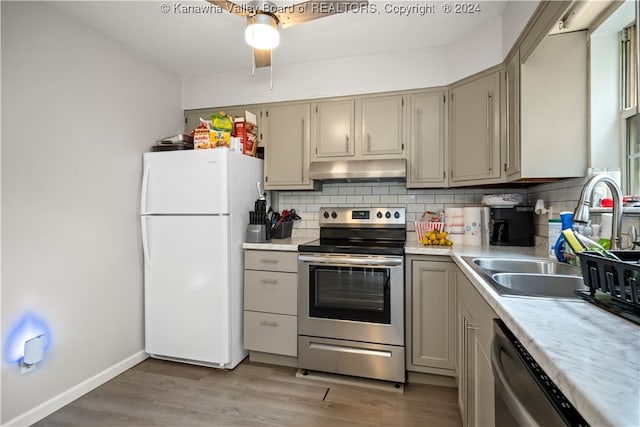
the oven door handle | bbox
[298,254,402,267]
[491,334,541,427]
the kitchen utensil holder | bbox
[246,224,271,243]
[576,250,640,325]
[271,221,293,239]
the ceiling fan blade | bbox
[206,0,251,17]
[254,48,271,68]
[275,1,368,29]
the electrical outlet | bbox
[21,362,36,374]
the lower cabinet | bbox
[405,256,456,376]
[243,250,298,363]
[456,266,497,427]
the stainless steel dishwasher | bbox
[491,320,589,427]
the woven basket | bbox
[415,221,444,242]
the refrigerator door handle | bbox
[141,163,150,214]
[141,216,151,267]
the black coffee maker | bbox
[489,206,535,246]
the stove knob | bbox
[323,211,330,219]
[376,211,383,219]
[394,211,401,219]
[331,211,337,219]
[385,211,391,219]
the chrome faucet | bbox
[573,174,623,250]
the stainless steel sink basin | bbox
[491,273,588,298]
[462,256,585,298]
[473,258,581,276]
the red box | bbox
[234,117,258,157]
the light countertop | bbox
[445,244,640,427]
[245,238,640,426]
[242,235,317,251]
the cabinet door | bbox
[410,260,456,372]
[407,91,447,187]
[449,71,502,185]
[312,99,355,159]
[505,50,521,179]
[520,31,587,178]
[264,103,313,190]
[360,95,405,156]
[475,344,495,427]
[457,267,497,427]
[457,298,475,427]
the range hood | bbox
[308,159,406,181]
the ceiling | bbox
[50,0,510,78]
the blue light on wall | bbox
[5,312,51,364]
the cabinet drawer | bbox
[245,250,298,273]
[244,311,297,357]
[244,270,297,315]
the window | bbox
[620,25,636,110]
[621,23,638,194]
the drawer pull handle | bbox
[260,259,279,264]
[260,279,279,285]
[260,321,279,327]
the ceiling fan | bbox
[207,0,368,68]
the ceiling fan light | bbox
[245,13,280,50]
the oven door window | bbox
[308,265,390,324]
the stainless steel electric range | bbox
[297,207,406,384]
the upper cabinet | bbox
[359,94,405,157]
[449,70,502,186]
[183,0,591,190]
[311,99,355,159]
[311,94,406,161]
[503,0,588,182]
[406,90,448,188]
[515,31,588,180]
[262,102,314,190]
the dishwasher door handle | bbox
[491,335,541,427]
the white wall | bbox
[182,1,541,110]
[182,46,450,109]
[1,2,182,423]
[446,14,504,83]
[502,0,540,58]
[182,11,519,109]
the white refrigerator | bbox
[140,149,263,369]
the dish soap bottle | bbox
[553,211,574,263]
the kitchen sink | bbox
[472,258,581,276]
[491,273,588,298]
[462,256,585,298]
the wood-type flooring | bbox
[35,358,462,427]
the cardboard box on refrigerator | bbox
[233,111,258,156]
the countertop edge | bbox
[449,251,640,427]
[242,236,317,251]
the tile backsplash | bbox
[275,182,528,232]
[274,177,640,250]
[529,177,640,250]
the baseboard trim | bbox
[3,351,148,427]
[406,371,457,388]
[249,351,298,368]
